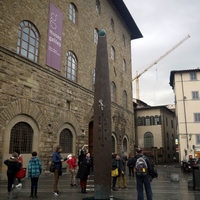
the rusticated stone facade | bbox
[0,0,141,180]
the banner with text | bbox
[46,2,63,71]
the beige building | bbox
[0,0,142,180]
[134,99,177,163]
[170,68,200,161]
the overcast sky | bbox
[123,0,200,106]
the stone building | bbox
[0,0,142,179]
[134,99,177,163]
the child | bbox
[28,151,42,199]
[66,154,77,186]
[15,149,23,188]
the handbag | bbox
[49,161,55,173]
[111,168,119,177]
[16,168,26,179]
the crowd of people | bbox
[4,146,155,200]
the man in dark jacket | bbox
[132,148,153,200]
[4,152,21,198]
[52,146,67,197]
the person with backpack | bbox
[132,148,153,200]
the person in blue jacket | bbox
[52,145,67,197]
[28,151,42,199]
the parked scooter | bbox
[181,160,191,172]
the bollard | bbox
[170,173,179,182]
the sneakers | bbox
[16,183,22,188]
[53,192,59,197]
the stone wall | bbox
[0,0,135,180]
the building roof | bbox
[169,68,200,89]
[135,105,175,115]
[110,0,143,40]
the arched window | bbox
[111,81,116,103]
[111,46,115,60]
[123,90,127,109]
[66,51,78,82]
[111,18,114,32]
[59,128,73,153]
[9,122,33,153]
[144,132,154,148]
[123,137,127,152]
[17,20,39,62]
[122,59,126,72]
[92,68,96,91]
[112,135,115,153]
[96,0,101,13]
[122,34,125,47]
[94,28,98,44]
[69,3,77,24]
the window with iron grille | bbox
[9,122,33,154]
[144,132,154,148]
[59,128,73,153]
[17,20,39,63]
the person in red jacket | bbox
[15,149,23,188]
[66,154,77,186]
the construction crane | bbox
[132,34,190,99]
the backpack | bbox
[135,156,148,176]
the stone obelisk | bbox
[93,29,112,199]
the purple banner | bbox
[46,2,63,71]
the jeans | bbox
[136,175,152,200]
[30,177,39,196]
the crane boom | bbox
[132,34,190,99]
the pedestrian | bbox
[15,149,23,188]
[28,151,42,199]
[127,153,134,177]
[78,149,85,167]
[52,145,67,197]
[66,154,77,187]
[111,154,124,191]
[118,155,127,189]
[173,155,177,162]
[4,152,21,198]
[77,152,92,193]
[132,148,153,200]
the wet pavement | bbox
[0,164,200,200]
